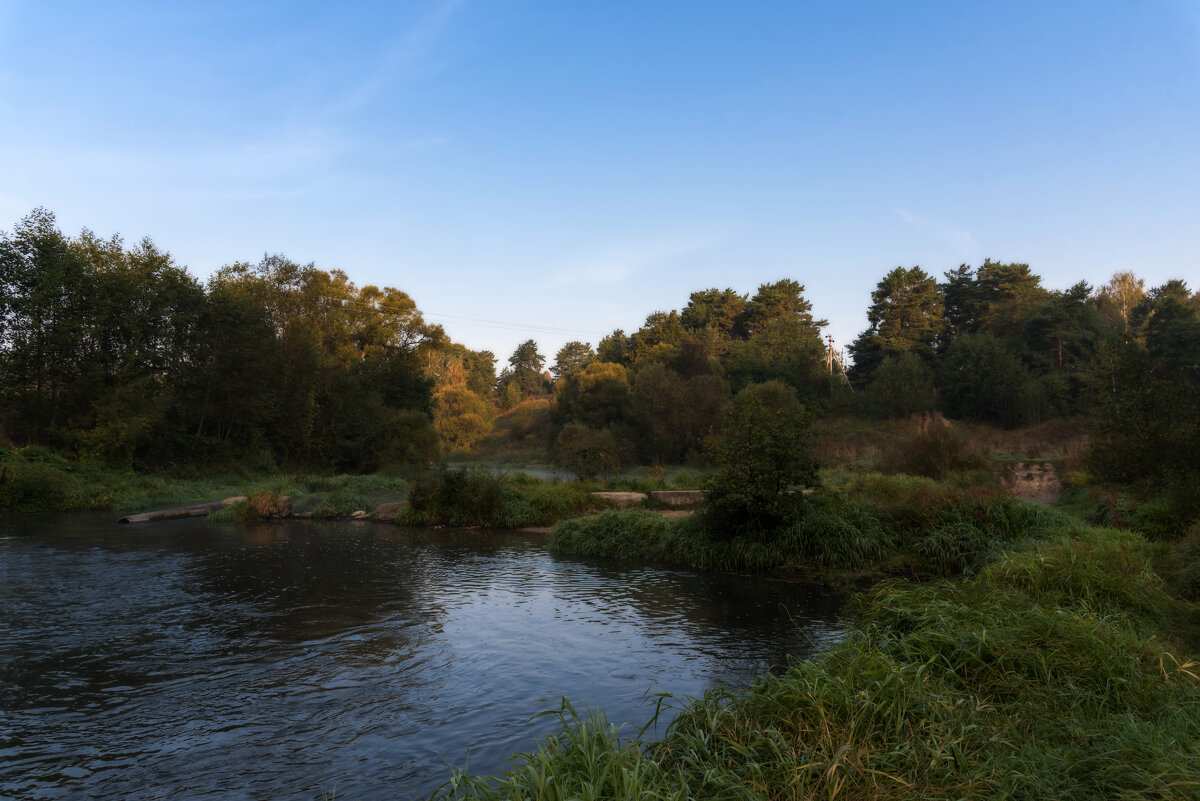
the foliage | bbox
[701,380,818,537]
[551,361,632,429]
[497,379,524,411]
[939,332,1031,427]
[863,352,935,418]
[630,362,727,463]
[434,384,493,453]
[550,340,594,381]
[554,476,1065,576]
[458,521,1199,801]
[1094,270,1146,334]
[0,210,443,472]
[397,468,596,528]
[0,458,87,512]
[555,423,627,480]
[506,339,547,395]
[629,310,686,364]
[879,418,989,478]
[849,265,943,382]
[679,287,747,343]
[1089,285,1200,492]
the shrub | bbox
[398,467,595,528]
[879,421,989,479]
[0,461,82,512]
[701,381,817,537]
[556,423,626,480]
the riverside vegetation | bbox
[5,209,1200,798]
[436,520,1200,800]
[422,387,1200,797]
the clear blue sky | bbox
[2,0,1197,364]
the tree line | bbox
[2,208,1197,488]
[0,209,492,470]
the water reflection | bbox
[1,518,844,800]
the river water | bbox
[0,516,845,800]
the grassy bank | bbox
[436,521,1200,800]
[0,446,406,516]
[394,467,701,529]
[551,474,1068,576]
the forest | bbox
[1,207,1198,502]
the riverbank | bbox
[549,474,1062,579]
[0,446,414,515]
[434,518,1200,800]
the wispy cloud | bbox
[0,124,346,204]
[334,0,468,113]
[896,208,983,261]
[553,231,727,286]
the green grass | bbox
[0,447,406,516]
[396,467,601,528]
[393,466,708,529]
[435,524,1200,800]
[550,475,1075,576]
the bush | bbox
[0,460,83,512]
[398,467,595,528]
[701,381,817,537]
[556,423,627,480]
[879,420,989,479]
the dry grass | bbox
[813,416,1089,474]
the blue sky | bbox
[1,1,1198,364]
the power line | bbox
[423,311,606,337]
[262,292,608,339]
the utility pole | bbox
[826,335,853,391]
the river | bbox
[0,515,844,800]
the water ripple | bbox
[1,518,844,800]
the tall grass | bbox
[397,468,599,528]
[551,475,1075,576]
[435,526,1200,800]
[0,446,407,516]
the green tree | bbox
[939,264,982,344]
[552,361,632,429]
[702,380,818,536]
[680,287,747,345]
[849,266,943,381]
[508,339,546,395]
[974,260,1048,337]
[596,329,632,365]
[736,279,826,338]
[630,310,686,365]
[631,362,728,462]
[499,378,525,411]
[435,384,493,453]
[556,423,627,479]
[0,209,95,443]
[724,315,826,397]
[551,340,595,381]
[865,353,936,418]
[939,332,1031,427]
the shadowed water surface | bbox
[0,516,844,800]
